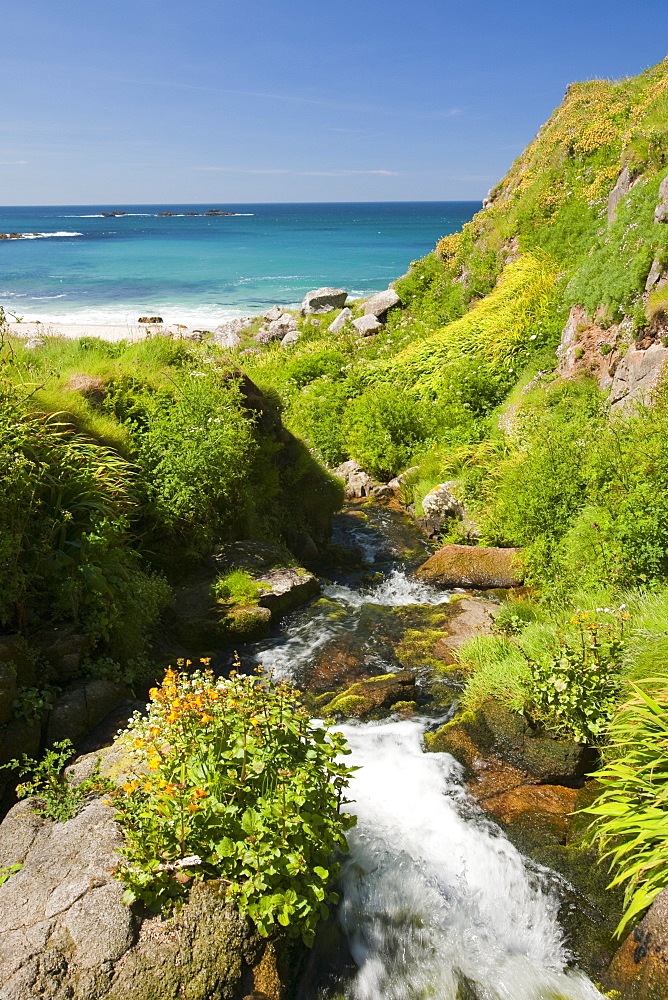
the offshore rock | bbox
[0,798,278,1000]
[416,544,524,589]
[300,287,347,315]
[362,288,401,318]
[604,887,668,1000]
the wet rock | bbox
[327,307,353,335]
[332,460,379,499]
[416,544,524,589]
[482,782,578,842]
[219,604,272,643]
[352,314,382,337]
[212,316,254,349]
[362,288,401,319]
[604,887,668,999]
[426,700,589,785]
[63,373,107,407]
[255,567,320,616]
[301,287,348,315]
[319,671,416,718]
[433,596,498,660]
[46,680,130,746]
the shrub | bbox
[341,386,444,480]
[286,378,352,466]
[113,666,355,944]
[584,680,668,935]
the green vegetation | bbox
[0,739,110,822]
[584,682,668,936]
[113,666,354,944]
[0,317,342,696]
[211,569,262,607]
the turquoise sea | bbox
[0,202,478,326]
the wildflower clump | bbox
[526,607,629,743]
[112,663,355,944]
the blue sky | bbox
[2,0,667,204]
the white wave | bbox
[0,302,256,327]
[339,719,604,1000]
[4,231,83,239]
[324,569,451,609]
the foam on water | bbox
[324,569,452,609]
[338,719,605,1000]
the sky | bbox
[1,0,667,205]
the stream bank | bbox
[0,499,615,999]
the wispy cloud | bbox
[0,160,28,165]
[195,167,399,176]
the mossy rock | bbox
[219,604,272,643]
[320,671,416,719]
[416,544,524,589]
[428,701,589,784]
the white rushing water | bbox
[254,507,604,999]
[337,719,604,1000]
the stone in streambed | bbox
[416,544,524,589]
[319,671,416,719]
[255,567,320,615]
[332,460,379,499]
[425,700,589,785]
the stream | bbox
[244,505,605,1000]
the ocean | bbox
[0,202,478,327]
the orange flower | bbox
[143,781,153,792]
[149,687,159,700]
[123,780,140,794]
[192,787,208,799]
[200,714,213,724]
[134,738,145,749]
[207,690,219,701]
[249,718,260,727]
[147,757,160,772]
[188,802,200,812]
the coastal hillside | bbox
[4,57,668,1000]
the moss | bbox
[218,605,271,643]
[324,694,370,718]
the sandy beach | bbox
[7,320,202,343]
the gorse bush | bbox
[113,666,355,944]
[584,680,668,935]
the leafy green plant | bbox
[583,680,668,935]
[112,665,355,944]
[0,864,22,885]
[11,685,60,721]
[0,740,111,822]
[525,608,627,743]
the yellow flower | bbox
[148,757,160,772]
[123,780,140,794]
[134,738,145,749]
